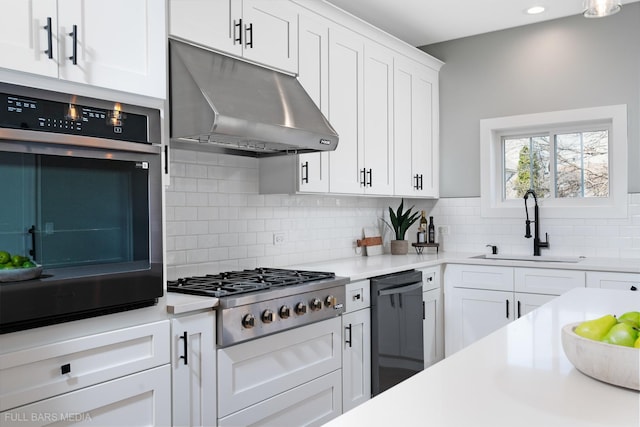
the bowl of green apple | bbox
[0,250,42,282]
[561,312,640,391]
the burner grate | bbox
[167,268,336,298]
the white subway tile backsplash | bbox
[165,149,640,280]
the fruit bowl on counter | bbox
[0,264,43,282]
[561,321,640,391]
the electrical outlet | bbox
[439,225,450,236]
[273,232,286,245]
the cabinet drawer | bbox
[0,320,170,411]
[515,268,585,295]
[345,280,371,312]
[421,267,439,292]
[0,365,170,427]
[586,271,640,291]
[445,264,513,291]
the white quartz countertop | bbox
[166,293,218,314]
[290,252,640,281]
[324,287,640,427]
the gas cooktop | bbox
[167,267,337,298]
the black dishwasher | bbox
[371,269,424,396]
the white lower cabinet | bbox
[444,264,585,356]
[342,279,371,412]
[419,267,444,369]
[586,271,640,292]
[0,320,171,425]
[1,365,171,427]
[171,311,216,427]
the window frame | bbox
[480,105,627,218]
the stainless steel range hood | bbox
[169,39,339,157]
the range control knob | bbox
[325,295,337,308]
[310,298,323,311]
[295,302,307,315]
[262,309,275,324]
[242,313,255,329]
[279,305,291,319]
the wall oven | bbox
[0,82,163,334]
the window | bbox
[480,105,627,218]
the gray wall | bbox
[421,3,640,197]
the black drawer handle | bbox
[301,161,309,184]
[631,285,637,291]
[517,300,522,318]
[505,299,509,318]
[233,19,242,45]
[345,324,352,347]
[245,22,253,48]
[61,363,71,375]
[68,24,78,65]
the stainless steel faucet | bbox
[524,190,549,256]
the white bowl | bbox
[0,265,43,282]
[561,322,640,391]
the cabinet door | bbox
[242,0,298,73]
[57,0,166,98]
[586,271,640,292]
[169,0,240,56]
[342,308,371,412]
[446,287,513,356]
[394,56,439,197]
[515,293,555,318]
[0,365,171,427]
[0,0,58,78]
[363,42,394,195]
[328,26,364,194]
[297,13,330,193]
[423,287,444,369]
[171,312,216,427]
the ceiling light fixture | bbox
[526,6,546,15]
[583,0,622,18]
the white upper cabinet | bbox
[297,13,330,193]
[169,0,298,74]
[0,0,167,99]
[394,56,439,198]
[0,0,58,78]
[362,42,394,195]
[328,25,365,194]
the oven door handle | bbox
[377,282,423,297]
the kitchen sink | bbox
[471,254,585,263]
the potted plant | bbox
[383,198,420,255]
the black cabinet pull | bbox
[28,225,36,258]
[631,285,637,291]
[164,145,169,175]
[61,363,71,375]
[360,168,366,186]
[345,324,352,347]
[517,300,522,318]
[367,169,372,187]
[414,174,420,190]
[233,19,242,45]
[505,299,509,318]
[68,24,78,65]
[245,22,253,48]
[179,331,188,365]
[301,161,309,184]
[44,17,53,59]
[422,301,425,320]
[353,293,361,301]
[419,174,424,190]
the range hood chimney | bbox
[169,39,339,157]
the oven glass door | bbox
[1,151,150,270]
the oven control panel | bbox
[218,285,345,347]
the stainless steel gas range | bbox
[168,267,348,425]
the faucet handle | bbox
[524,220,532,239]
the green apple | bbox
[574,314,618,341]
[618,311,640,328]
[601,322,638,347]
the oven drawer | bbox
[217,317,342,418]
[0,320,170,411]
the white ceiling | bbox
[325,0,639,46]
